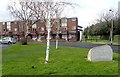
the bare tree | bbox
[97,10,117,44]
[8,0,76,63]
[8,0,34,45]
[27,0,75,63]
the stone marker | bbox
[87,45,113,61]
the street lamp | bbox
[109,9,114,45]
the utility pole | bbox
[109,9,114,45]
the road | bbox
[1,42,120,53]
[36,42,120,53]
[57,42,120,53]
[0,44,9,51]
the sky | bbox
[0,0,120,28]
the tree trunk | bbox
[45,19,51,64]
[56,32,59,49]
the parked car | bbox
[0,37,16,44]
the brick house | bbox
[0,22,2,38]
[0,17,82,41]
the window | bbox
[61,26,67,30]
[32,24,37,28]
[40,16,44,23]
[32,24,37,31]
[61,18,67,23]
[72,26,76,30]
[32,20,36,24]
[7,22,11,26]
[41,27,45,31]
[61,23,67,27]
[7,22,11,31]
[71,18,77,21]
[14,21,17,24]
[14,28,17,31]
[7,25,11,31]
[40,19,44,23]
[2,22,5,25]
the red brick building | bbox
[0,22,2,38]
[0,17,82,41]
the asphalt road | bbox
[0,44,1,51]
[56,42,120,53]
[0,44,9,50]
[28,41,120,53]
[1,42,120,53]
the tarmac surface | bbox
[1,42,120,53]
[28,41,120,53]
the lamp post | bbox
[109,9,114,45]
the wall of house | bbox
[0,17,80,41]
[0,22,2,37]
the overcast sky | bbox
[0,0,119,28]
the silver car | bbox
[0,37,16,44]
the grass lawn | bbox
[2,44,119,75]
[86,39,120,45]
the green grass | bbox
[83,35,120,44]
[86,39,120,45]
[2,44,119,75]
[87,39,109,43]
